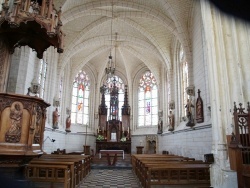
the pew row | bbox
[132,154,210,188]
[25,154,91,188]
[25,164,71,188]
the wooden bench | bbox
[132,154,210,188]
[132,154,194,173]
[146,163,210,188]
[27,154,91,188]
[25,163,71,188]
[41,154,91,179]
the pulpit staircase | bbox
[228,102,250,188]
[91,153,132,169]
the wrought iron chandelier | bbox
[105,1,115,79]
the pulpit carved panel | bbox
[0,93,50,167]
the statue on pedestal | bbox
[185,98,194,127]
[65,115,71,132]
[168,110,175,131]
[52,108,60,129]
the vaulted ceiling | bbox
[54,0,194,82]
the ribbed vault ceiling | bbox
[54,0,194,82]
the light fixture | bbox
[105,1,115,79]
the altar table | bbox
[99,150,124,165]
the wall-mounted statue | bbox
[168,110,175,131]
[185,98,195,127]
[52,108,60,129]
[65,115,71,132]
[157,118,163,134]
[196,89,204,123]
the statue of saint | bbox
[168,110,174,131]
[5,103,23,143]
[52,108,60,129]
[157,118,163,134]
[65,115,71,132]
[185,98,194,126]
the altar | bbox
[97,83,131,154]
[96,141,131,154]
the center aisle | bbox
[80,169,141,188]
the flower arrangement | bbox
[96,135,104,141]
[120,137,126,142]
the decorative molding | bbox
[186,85,195,96]
[169,100,175,110]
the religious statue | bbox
[168,110,175,131]
[185,98,194,127]
[65,115,71,132]
[195,89,204,123]
[5,102,23,143]
[52,108,60,129]
[157,118,163,134]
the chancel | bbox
[1,0,250,188]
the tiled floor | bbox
[80,169,142,188]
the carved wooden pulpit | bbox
[0,93,50,182]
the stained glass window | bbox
[71,70,90,125]
[138,71,158,126]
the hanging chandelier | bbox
[105,1,115,79]
[105,55,115,78]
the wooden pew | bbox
[132,154,194,173]
[27,154,91,188]
[26,163,71,188]
[146,163,210,188]
[132,154,210,188]
[139,161,208,187]
[41,154,91,179]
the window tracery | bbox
[138,71,158,126]
[71,70,90,125]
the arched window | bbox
[71,70,90,125]
[180,46,189,117]
[38,59,47,98]
[138,71,158,126]
[104,75,124,120]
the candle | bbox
[128,127,129,134]
[122,126,124,132]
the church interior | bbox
[0,0,250,188]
